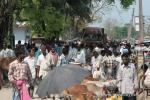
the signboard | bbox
[135,24,140,31]
[135,16,139,24]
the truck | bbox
[80,27,107,46]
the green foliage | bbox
[120,0,136,8]
[14,0,93,39]
[43,7,69,39]
[16,0,70,39]
[114,26,138,39]
[65,0,92,21]
[13,0,136,40]
[115,26,128,39]
[106,0,135,8]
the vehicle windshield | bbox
[82,33,101,41]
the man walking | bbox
[8,50,33,100]
[36,45,49,79]
[24,48,36,98]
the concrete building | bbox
[13,22,31,45]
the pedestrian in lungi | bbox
[8,50,33,100]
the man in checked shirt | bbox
[101,50,117,80]
[8,50,33,100]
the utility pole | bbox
[127,8,134,42]
[139,0,144,42]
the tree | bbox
[0,0,136,48]
[104,18,118,40]
[107,0,136,8]
[0,0,16,49]
[66,0,136,36]
[22,5,68,39]
[114,24,138,39]
[15,0,92,40]
[115,26,128,39]
[91,0,113,22]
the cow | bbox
[0,57,16,86]
[0,57,16,71]
[81,76,107,99]
[82,75,119,100]
[62,75,108,100]
[63,84,96,100]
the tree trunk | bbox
[8,13,15,48]
[70,16,78,39]
[0,14,9,49]
[0,0,15,49]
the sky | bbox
[89,0,150,27]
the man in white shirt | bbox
[24,48,36,97]
[24,48,36,79]
[75,44,86,64]
[46,47,58,68]
[91,51,101,75]
[117,53,138,100]
[68,43,78,61]
[36,45,50,79]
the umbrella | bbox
[36,64,90,97]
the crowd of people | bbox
[0,39,150,100]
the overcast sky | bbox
[89,0,150,27]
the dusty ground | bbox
[0,86,42,100]
[0,86,150,100]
